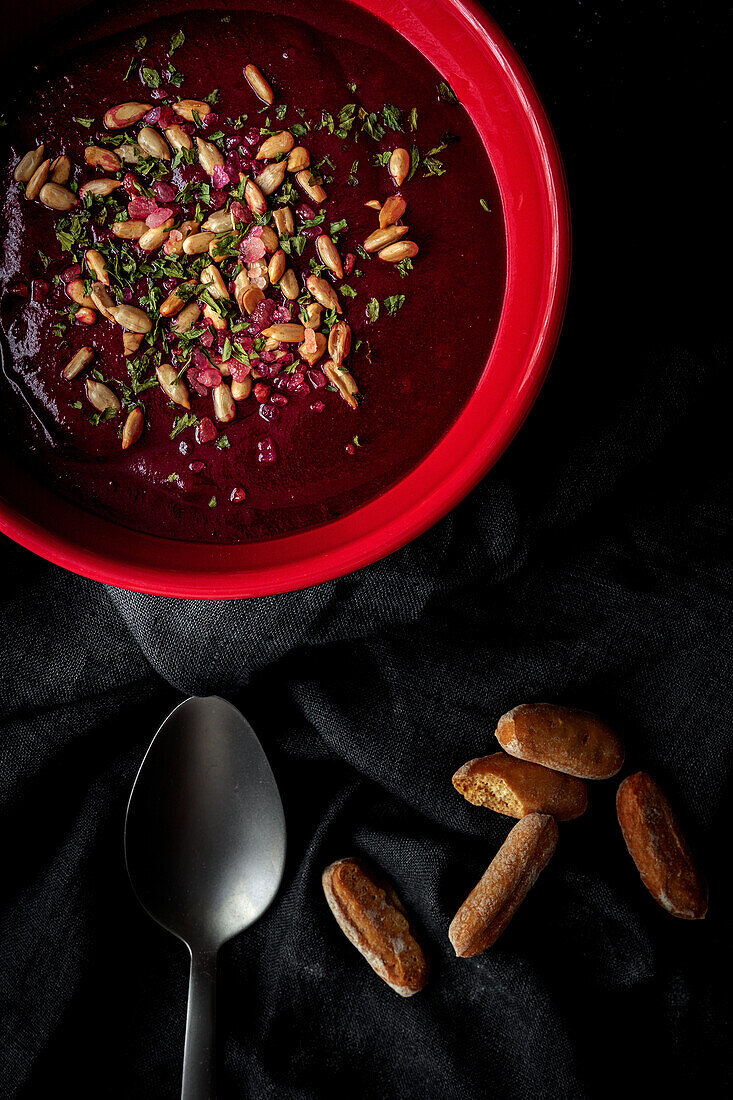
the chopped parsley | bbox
[141,67,161,89]
[169,412,198,439]
[169,29,185,55]
[384,294,406,315]
[436,80,459,104]
[366,297,380,323]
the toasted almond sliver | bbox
[242,286,265,314]
[202,209,233,233]
[85,249,110,286]
[85,146,122,173]
[156,363,190,408]
[75,307,97,325]
[90,281,116,322]
[364,224,409,252]
[256,130,294,160]
[200,264,230,300]
[50,155,72,184]
[259,226,279,254]
[109,304,153,334]
[273,205,295,236]
[298,331,327,366]
[67,279,96,309]
[139,223,173,253]
[295,169,326,204]
[173,99,211,122]
[165,220,199,256]
[233,269,252,313]
[316,235,344,279]
[138,126,171,161]
[165,125,193,152]
[104,102,152,129]
[62,346,94,380]
[389,148,410,188]
[85,378,120,413]
[14,144,45,183]
[123,332,144,357]
[171,302,201,334]
[80,178,122,198]
[364,199,382,211]
[287,146,310,172]
[39,182,78,212]
[203,303,228,331]
[306,275,341,313]
[196,136,225,175]
[118,144,141,165]
[25,158,51,201]
[301,302,323,330]
[244,63,274,105]
[244,179,267,215]
[323,360,359,409]
[379,194,407,229]
[268,249,286,285]
[212,382,236,423]
[122,407,144,450]
[112,219,148,240]
[160,289,188,317]
[231,376,253,401]
[262,323,306,343]
[279,269,299,301]
[378,241,419,262]
[183,231,216,255]
[328,321,352,366]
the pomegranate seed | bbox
[196,416,218,444]
[123,172,142,196]
[257,437,277,464]
[178,440,191,456]
[32,280,50,302]
[270,393,289,406]
[254,382,270,403]
[230,487,247,503]
[153,180,176,204]
[343,252,356,276]
[310,400,326,412]
[8,281,29,298]
[60,264,82,284]
[307,369,327,389]
[259,404,277,421]
[189,460,205,473]
[345,444,356,455]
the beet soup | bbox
[0,0,506,543]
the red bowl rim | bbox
[0,0,570,598]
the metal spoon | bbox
[125,696,286,1100]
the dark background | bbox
[1,2,728,1097]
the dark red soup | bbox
[0,0,505,543]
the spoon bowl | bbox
[125,695,286,1099]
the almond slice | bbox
[323,360,359,408]
[256,130,294,159]
[85,379,120,413]
[156,363,190,408]
[104,102,152,129]
[173,99,211,122]
[122,407,144,450]
[244,64,274,105]
[14,144,45,183]
[62,346,94,380]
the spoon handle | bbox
[181,949,217,1100]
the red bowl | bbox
[0,0,570,598]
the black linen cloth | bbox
[1,2,729,1096]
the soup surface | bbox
[0,0,505,542]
